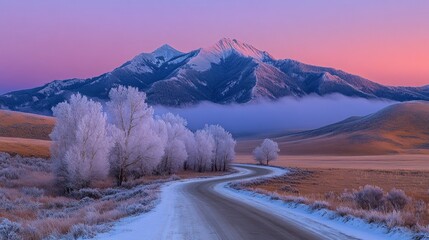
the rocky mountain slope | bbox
[1,38,428,114]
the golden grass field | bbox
[0,137,51,158]
[0,110,54,157]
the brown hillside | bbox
[0,110,54,157]
[237,101,429,155]
[0,110,55,140]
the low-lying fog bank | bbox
[155,95,394,137]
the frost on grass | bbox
[0,218,22,240]
[1,86,237,239]
[231,168,429,237]
[0,153,178,240]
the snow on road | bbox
[94,164,416,240]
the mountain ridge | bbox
[1,38,428,114]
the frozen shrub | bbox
[268,192,282,200]
[386,188,410,211]
[69,224,97,239]
[123,203,149,215]
[21,187,45,198]
[71,188,102,199]
[414,200,427,220]
[0,168,20,180]
[0,153,11,162]
[0,218,22,240]
[354,185,385,210]
[310,201,330,210]
[324,191,336,200]
[401,212,418,227]
[340,190,355,202]
[364,210,389,224]
[79,197,95,205]
[282,195,308,205]
[336,206,354,217]
[83,207,100,224]
[385,211,404,228]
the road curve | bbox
[96,164,358,240]
[182,165,324,240]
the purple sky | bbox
[0,0,428,93]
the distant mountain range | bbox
[1,38,428,114]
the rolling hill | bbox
[0,110,54,157]
[237,101,429,155]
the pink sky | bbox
[0,0,428,93]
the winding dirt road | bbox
[96,165,365,240]
[182,165,324,239]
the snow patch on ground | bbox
[92,171,248,240]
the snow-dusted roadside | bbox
[92,171,247,240]
[223,165,422,240]
[93,164,423,240]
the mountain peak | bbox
[187,38,274,71]
[152,44,183,61]
[209,38,273,61]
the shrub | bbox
[336,206,354,217]
[0,153,10,162]
[353,185,384,210]
[386,188,410,211]
[414,200,427,220]
[0,168,20,180]
[401,212,418,228]
[71,188,102,199]
[340,190,355,202]
[21,187,45,198]
[0,218,22,240]
[310,201,330,210]
[123,203,149,215]
[385,211,404,228]
[69,224,98,239]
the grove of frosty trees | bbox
[50,86,236,190]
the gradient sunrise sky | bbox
[0,0,428,93]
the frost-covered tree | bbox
[51,94,112,191]
[205,125,236,171]
[107,86,164,185]
[182,130,197,171]
[156,113,190,174]
[188,129,215,172]
[253,139,280,165]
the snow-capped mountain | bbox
[1,38,428,114]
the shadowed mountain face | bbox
[1,38,429,114]
[237,101,429,155]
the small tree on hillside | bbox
[253,139,280,165]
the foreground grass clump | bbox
[231,168,429,236]
[0,152,177,239]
